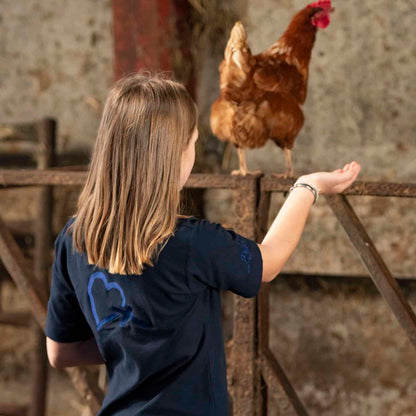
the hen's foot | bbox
[231,169,263,176]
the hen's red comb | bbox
[307,0,332,11]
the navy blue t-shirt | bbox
[45,215,263,416]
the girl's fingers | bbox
[345,162,360,173]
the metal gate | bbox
[0,169,415,415]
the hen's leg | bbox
[271,148,294,178]
[284,148,294,177]
[231,147,262,176]
[231,148,246,175]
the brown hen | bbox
[210,0,334,177]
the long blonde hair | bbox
[67,72,198,275]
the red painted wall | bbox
[112,0,195,99]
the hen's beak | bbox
[329,7,335,13]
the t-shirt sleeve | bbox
[45,229,94,343]
[187,219,263,298]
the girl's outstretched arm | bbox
[46,336,105,368]
[258,161,361,282]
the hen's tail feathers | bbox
[220,21,253,93]
[224,22,248,68]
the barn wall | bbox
[1,0,415,415]
[0,0,114,153]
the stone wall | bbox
[1,0,415,414]
[0,0,113,153]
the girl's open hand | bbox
[297,161,361,195]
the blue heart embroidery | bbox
[87,271,151,331]
[237,238,252,273]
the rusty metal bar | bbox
[29,118,56,416]
[0,170,233,187]
[256,189,271,243]
[231,174,261,415]
[0,214,104,414]
[325,194,416,348]
[336,180,416,198]
[0,171,244,188]
[261,175,416,198]
[0,215,48,326]
[0,170,88,186]
[257,285,269,416]
[256,188,309,415]
[256,189,271,416]
[257,189,271,347]
[0,311,31,327]
[2,170,416,198]
[259,348,308,416]
[276,271,416,281]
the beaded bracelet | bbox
[287,182,320,204]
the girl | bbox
[45,72,361,415]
